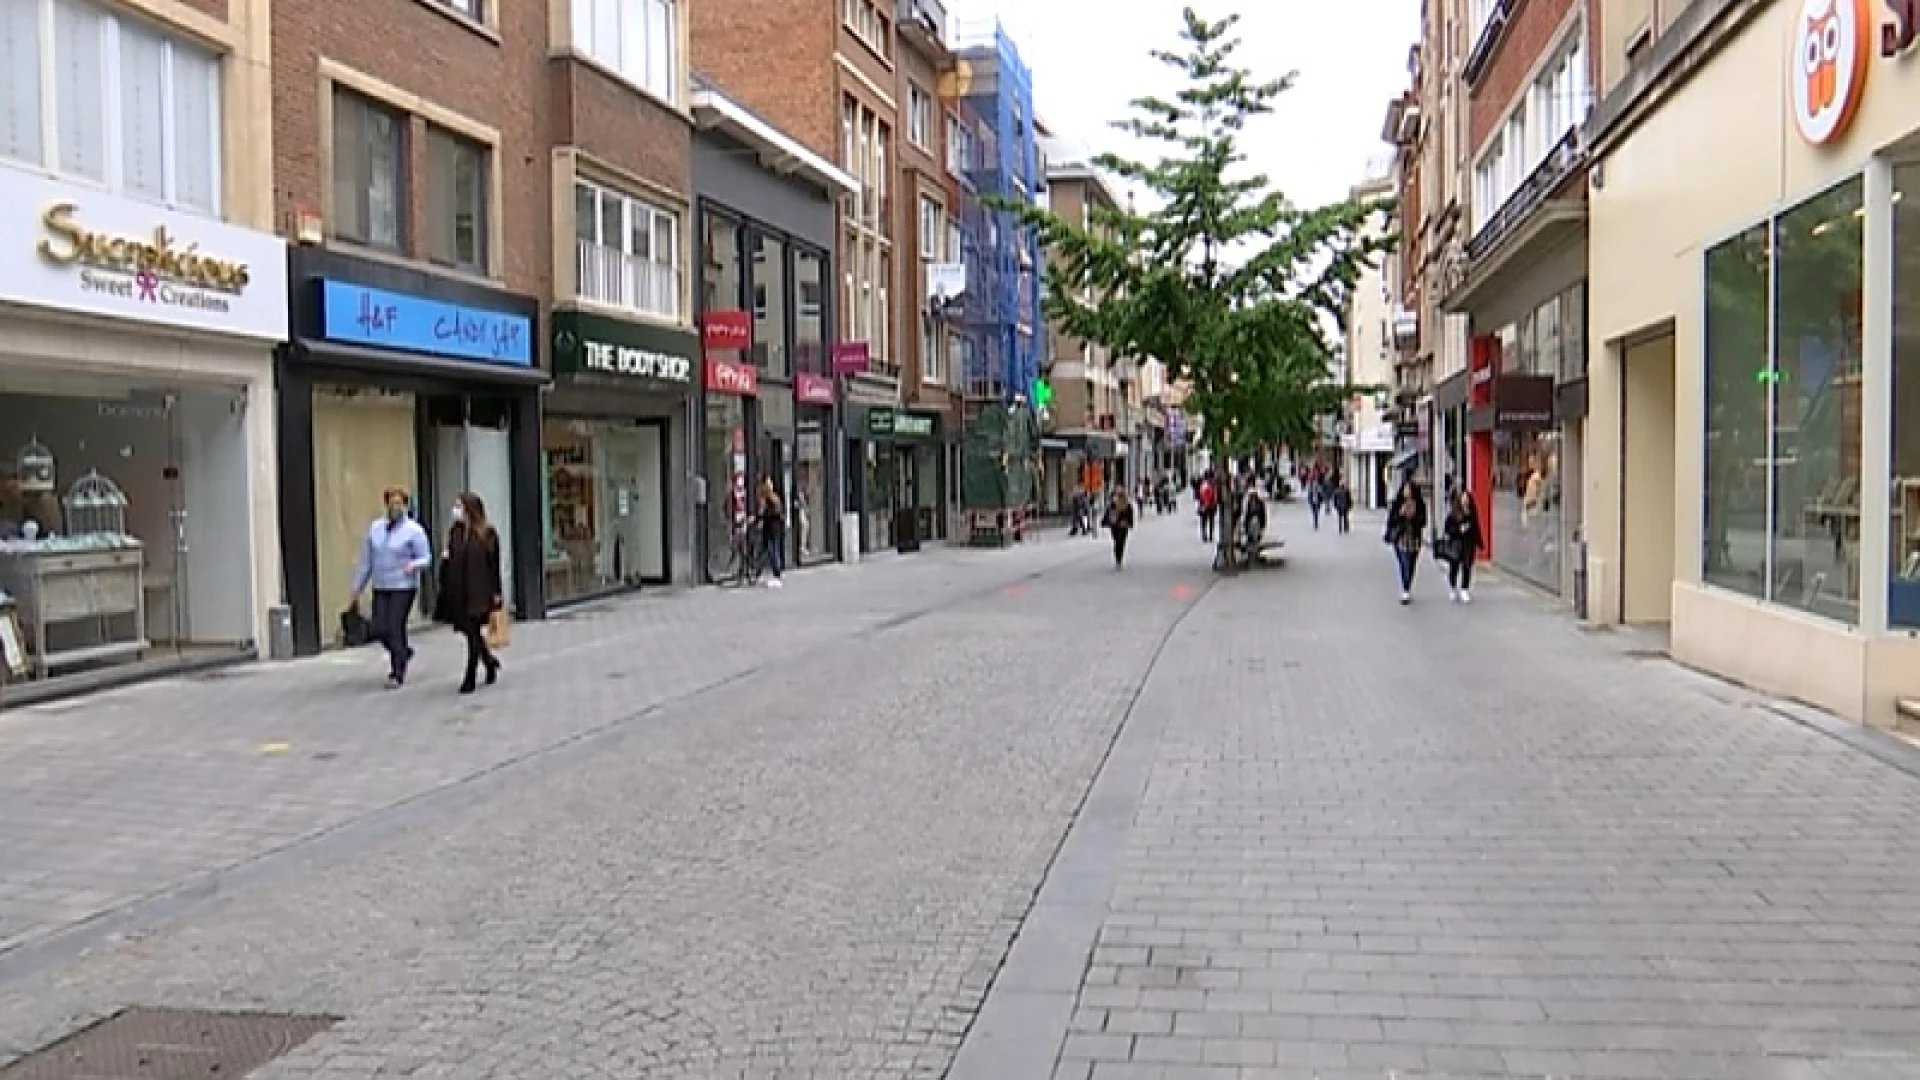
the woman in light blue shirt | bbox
[348,486,433,687]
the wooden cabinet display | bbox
[0,544,148,678]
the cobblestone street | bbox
[4,505,1920,1078]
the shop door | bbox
[162,388,255,657]
[428,396,516,613]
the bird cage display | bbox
[14,439,54,494]
[62,470,130,538]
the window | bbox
[921,309,939,386]
[2,0,221,212]
[919,196,941,259]
[752,233,789,376]
[1700,177,1863,623]
[1529,32,1588,153]
[1702,222,1770,602]
[1472,141,1501,229]
[575,178,680,319]
[437,0,482,20]
[573,0,677,103]
[843,0,889,58]
[1893,164,1920,627]
[427,127,488,271]
[703,210,742,313]
[908,85,932,147]
[332,89,406,250]
[947,220,963,264]
[796,248,826,373]
[944,115,961,172]
[840,96,891,372]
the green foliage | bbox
[996,6,1394,465]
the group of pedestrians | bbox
[1304,470,1354,533]
[346,486,505,694]
[1383,478,1484,605]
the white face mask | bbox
[450,505,465,521]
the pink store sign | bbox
[795,372,835,404]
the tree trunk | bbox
[1211,433,1236,573]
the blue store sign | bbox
[318,279,532,366]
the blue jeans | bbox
[1394,548,1419,590]
[763,528,785,577]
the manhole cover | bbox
[0,1007,337,1078]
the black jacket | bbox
[435,524,502,624]
[1385,496,1427,548]
[1442,507,1484,559]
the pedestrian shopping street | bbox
[3,504,1920,1078]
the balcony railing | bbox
[1465,126,1583,264]
[1462,0,1519,86]
[577,241,681,320]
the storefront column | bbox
[1862,155,1896,634]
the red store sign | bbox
[795,372,835,404]
[706,357,757,395]
[701,309,751,351]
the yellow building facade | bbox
[1588,0,1920,727]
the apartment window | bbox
[1,0,221,212]
[947,220,962,263]
[843,0,889,58]
[919,196,941,259]
[944,115,961,172]
[1473,143,1499,229]
[332,89,406,250]
[425,127,488,271]
[841,96,892,372]
[1530,32,1587,152]
[908,85,932,148]
[573,0,677,103]
[575,178,681,319]
[437,0,482,20]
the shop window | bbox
[1561,282,1587,381]
[543,418,666,603]
[1700,178,1863,623]
[795,248,826,373]
[578,178,681,319]
[1889,163,1920,627]
[1702,223,1770,601]
[752,233,790,377]
[2,0,220,212]
[0,378,255,684]
[427,127,489,273]
[1770,178,1862,623]
[332,89,406,252]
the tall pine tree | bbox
[1008,7,1392,566]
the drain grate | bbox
[1621,648,1668,659]
[0,1007,337,1078]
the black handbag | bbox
[339,605,372,647]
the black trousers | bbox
[1447,557,1475,590]
[1111,527,1130,566]
[371,588,415,676]
[454,616,496,687]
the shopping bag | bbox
[339,605,372,647]
[485,608,511,649]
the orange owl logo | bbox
[1791,0,1870,146]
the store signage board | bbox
[552,310,696,390]
[319,280,531,365]
[795,372,836,404]
[702,309,751,351]
[1790,0,1871,145]
[831,341,870,375]
[706,357,758,395]
[869,409,935,438]
[3,167,288,340]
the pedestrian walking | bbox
[1197,473,1218,543]
[1070,489,1090,536]
[1383,478,1427,605]
[1331,475,1353,533]
[346,486,433,689]
[1439,487,1484,603]
[1104,489,1136,568]
[1307,473,1324,530]
[435,492,503,695]
[758,477,786,588]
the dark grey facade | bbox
[692,130,835,251]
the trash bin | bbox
[839,513,861,563]
[894,507,921,553]
[267,604,295,660]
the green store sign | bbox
[868,408,936,438]
[551,309,697,390]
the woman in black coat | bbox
[435,491,503,693]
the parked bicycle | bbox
[724,517,764,587]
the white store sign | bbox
[0,166,289,342]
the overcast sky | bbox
[950,0,1421,207]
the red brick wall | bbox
[1465,0,1579,155]
[692,0,837,159]
[548,63,690,200]
[271,0,551,294]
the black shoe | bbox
[485,659,499,685]
[386,672,402,689]
[458,680,477,694]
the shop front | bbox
[545,310,698,602]
[1467,355,1556,592]
[1586,0,1920,726]
[700,324,758,582]
[0,168,289,697]
[850,405,945,553]
[278,249,545,656]
[794,371,838,565]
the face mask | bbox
[386,505,406,521]
[450,505,465,521]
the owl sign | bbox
[1789,0,1871,146]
